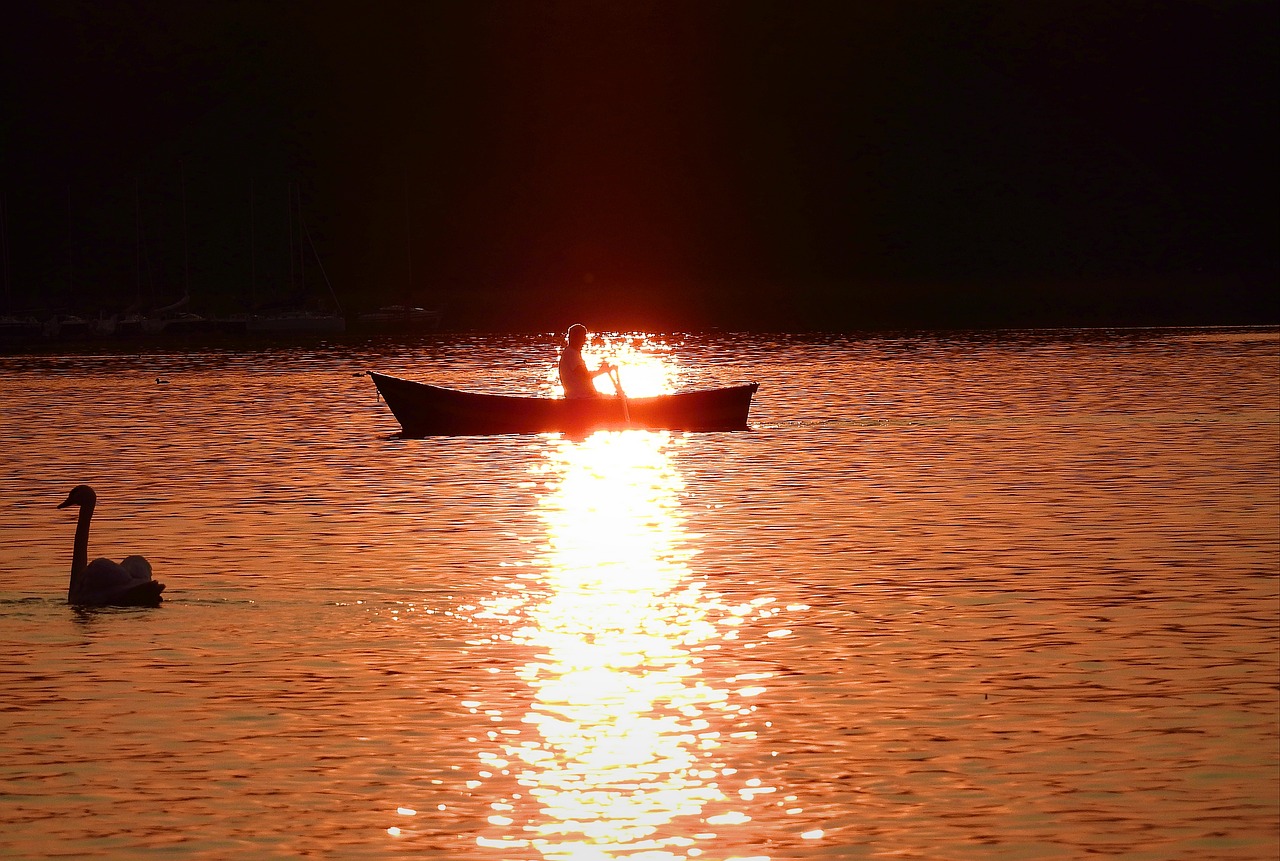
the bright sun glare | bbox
[547,333,676,399]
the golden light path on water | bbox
[468,408,797,859]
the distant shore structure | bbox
[355,304,443,332]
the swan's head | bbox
[57,485,97,510]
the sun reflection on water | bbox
[473,430,771,859]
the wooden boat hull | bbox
[369,372,759,436]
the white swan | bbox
[58,485,165,607]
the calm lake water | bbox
[1,328,1277,860]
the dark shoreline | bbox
[3,322,1276,361]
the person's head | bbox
[565,323,588,349]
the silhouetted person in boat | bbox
[558,323,614,399]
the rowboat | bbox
[368,372,759,437]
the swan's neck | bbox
[70,501,94,597]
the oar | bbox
[608,365,631,424]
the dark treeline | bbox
[2,1,1276,331]
[1,171,316,316]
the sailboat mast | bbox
[404,177,414,308]
[296,184,305,295]
[180,162,190,299]
[301,215,342,315]
[66,185,74,304]
[1,193,10,310]
[134,178,142,307]
[286,182,295,296]
[249,179,256,310]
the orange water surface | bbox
[1,328,1277,859]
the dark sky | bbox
[2,0,1276,330]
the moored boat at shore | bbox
[356,305,442,331]
[246,309,346,334]
[0,315,43,342]
[368,372,758,437]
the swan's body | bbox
[58,485,164,607]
